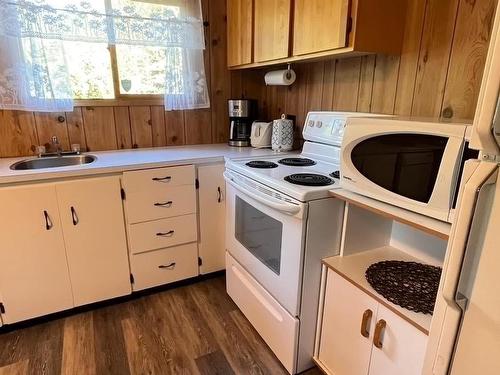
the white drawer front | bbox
[123,165,195,192]
[129,214,198,254]
[226,252,299,374]
[131,243,198,291]
[126,184,196,223]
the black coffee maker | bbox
[228,99,257,147]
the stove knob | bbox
[316,121,323,128]
[308,120,315,127]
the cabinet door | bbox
[369,304,427,375]
[227,0,253,66]
[293,0,350,56]
[318,270,377,375]
[197,163,226,274]
[254,0,291,62]
[57,176,131,306]
[0,184,73,324]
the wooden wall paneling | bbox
[150,106,167,147]
[0,111,38,157]
[210,0,231,143]
[129,106,152,148]
[411,0,461,118]
[441,0,496,120]
[165,111,186,146]
[356,55,376,112]
[370,54,401,114]
[394,0,428,116]
[332,57,362,111]
[34,112,70,151]
[184,110,212,145]
[304,61,325,113]
[66,108,87,151]
[113,107,132,150]
[284,64,307,144]
[82,107,117,152]
[266,85,287,120]
[321,59,336,111]
[241,69,268,117]
[230,71,243,98]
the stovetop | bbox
[225,152,341,202]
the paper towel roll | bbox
[264,69,296,86]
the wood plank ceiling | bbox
[0,0,497,157]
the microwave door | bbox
[471,0,500,155]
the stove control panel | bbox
[303,112,352,146]
[303,111,388,146]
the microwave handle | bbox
[224,173,301,215]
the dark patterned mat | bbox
[365,260,442,315]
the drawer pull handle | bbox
[156,230,175,237]
[373,319,386,349]
[154,201,173,207]
[43,210,53,230]
[217,186,222,203]
[70,206,79,226]
[158,262,176,270]
[152,176,172,182]
[360,309,373,338]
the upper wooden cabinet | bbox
[226,0,408,69]
[293,0,349,56]
[227,0,253,67]
[254,0,291,62]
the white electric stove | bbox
[224,112,385,374]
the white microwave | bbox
[341,117,477,222]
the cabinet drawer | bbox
[129,214,198,254]
[226,252,299,374]
[131,243,199,291]
[123,165,195,192]
[126,184,196,223]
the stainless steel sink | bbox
[10,155,97,170]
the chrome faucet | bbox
[51,135,62,157]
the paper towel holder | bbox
[285,63,293,80]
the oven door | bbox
[341,118,469,222]
[224,170,307,316]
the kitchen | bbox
[0,0,498,374]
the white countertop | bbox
[0,144,288,185]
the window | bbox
[50,0,181,99]
[0,0,209,111]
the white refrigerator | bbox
[424,2,500,374]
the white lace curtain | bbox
[0,0,210,111]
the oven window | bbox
[235,197,283,275]
[351,134,448,203]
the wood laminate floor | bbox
[0,276,322,375]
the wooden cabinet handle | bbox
[360,309,373,338]
[373,319,386,349]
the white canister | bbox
[272,114,294,152]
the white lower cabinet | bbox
[0,176,131,324]
[316,269,427,375]
[56,177,131,306]
[197,163,226,274]
[0,184,74,324]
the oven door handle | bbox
[224,173,301,214]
